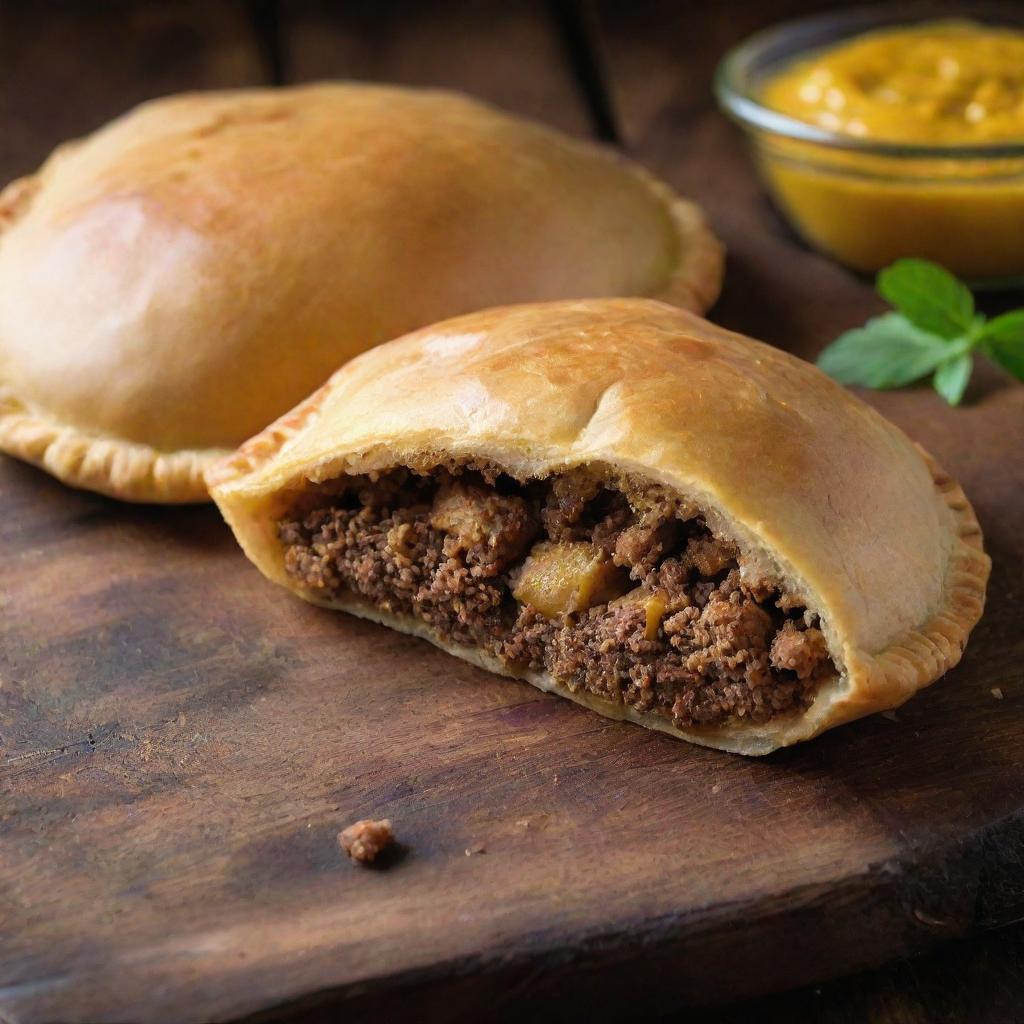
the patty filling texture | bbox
[278,466,835,730]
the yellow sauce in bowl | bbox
[756,20,1024,279]
[764,21,1024,143]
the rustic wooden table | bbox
[1,3,1022,1022]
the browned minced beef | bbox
[338,818,394,865]
[279,467,836,730]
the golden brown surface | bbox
[209,297,989,754]
[0,82,721,503]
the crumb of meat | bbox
[339,818,394,864]
[613,506,680,579]
[589,491,635,554]
[430,480,537,575]
[541,468,603,540]
[679,534,738,578]
[770,620,830,679]
[280,467,837,730]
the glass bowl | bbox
[714,3,1024,285]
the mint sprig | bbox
[877,259,976,339]
[816,258,1024,406]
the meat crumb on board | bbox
[339,818,394,865]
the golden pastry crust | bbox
[0,83,722,503]
[0,385,216,501]
[207,298,989,754]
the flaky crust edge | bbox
[207,381,989,756]
[0,384,224,502]
[629,162,724,315]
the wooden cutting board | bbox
[1,309,1023,1024]
[2,3,1024,1023]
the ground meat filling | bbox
[279,467,837,729]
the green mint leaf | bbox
[817,313,952,389]
[876,258,975,340]
[933,354,973,405]
[979,310,1024,380]
[980,309,1024,347]
[989,337,1024,381]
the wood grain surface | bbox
[0,0,267,179]
[1,3,1023,1023]
[284,0,591,134]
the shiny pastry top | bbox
[0,83,722,503]
[209,298,989,754]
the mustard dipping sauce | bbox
[756,20,1024,279]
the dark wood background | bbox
[1,3,1023,1023]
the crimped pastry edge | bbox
[0,386,223,503]
[629,162,724,316]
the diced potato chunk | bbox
[430,485,487,546]
[514,542,629,619]
[612,588,668,640]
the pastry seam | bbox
[0,386,225,503]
